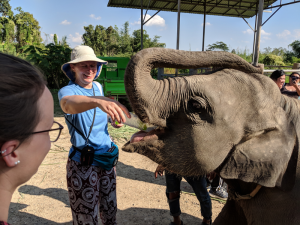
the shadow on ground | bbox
[18,185,70,207]
[117,161,195,193]
[8,202,72,225]
[9,202,202,225]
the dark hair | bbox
[290,72,300,77]
[270,70,285,81]
[0,53,46,149]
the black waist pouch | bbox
[80,145,95,166]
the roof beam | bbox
[239,2,257,16]
[265,0,300,9]
[222,1,241,15]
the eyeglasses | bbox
[31,121,64,142]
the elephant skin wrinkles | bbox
[122,48,300,225]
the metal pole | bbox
[141,0,143,50]
[253,0,264,66]
[176,0,181,76]
[176,0,181,50]
[202,0,206,51]
[252,14,257,63]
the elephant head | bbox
[122,48,300,191]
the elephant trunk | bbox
[124,47,263,126]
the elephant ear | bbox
[219,106,298,191]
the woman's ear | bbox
[1,140,21,167]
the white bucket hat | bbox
[61,45,108,80]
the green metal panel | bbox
[96,57,130,97]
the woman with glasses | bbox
[281,72,300,99]
[58,45,130,225]
[0,53,63,225]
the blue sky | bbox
[10,0,300,53]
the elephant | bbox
[122,48,300,225]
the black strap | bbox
[64,86,96,147]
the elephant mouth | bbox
[130,128,165,143]
[122,127,166,155]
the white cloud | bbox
[50,34,59,39]
[276,30,291,38]
[243,29,270,36]
[263,36,271,40]
[294,29,300,39]
[201,22,211,26]
[242,29,253,34]
[261,30,271,36]
[90,14,101,20]
[132,14,166,27]
[61,20,71,25]
[69,33,82,43]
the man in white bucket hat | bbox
[58,45,130,225]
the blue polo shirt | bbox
[58,81,112,166]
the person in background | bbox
[281,72,300,99]
[0,53,62,225]
[59,45,130,225]
[270,70,286,90]
[154,165,212,225]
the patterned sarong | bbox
[66,158,117,225]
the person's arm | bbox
[60,95,130,123]
[292,83,300,96]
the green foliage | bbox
[289,40,300,58]
[24,44,71,89]
[14,7,43,51]
[234,47,252,63]
[262,54,285,66]
[82,22,165,57]
[53,34,58,45]
[131,29,165,53]
[82,24,106,56]
[207,41,229,52]
[0,41,16,55]
[0,0,11,17]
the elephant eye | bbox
[192,101,202,109]
[187,97,212,123]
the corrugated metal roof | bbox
[107,0,277,18]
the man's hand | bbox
[96,97,130,124]
[110,121,124,129]
[154,165,166,178]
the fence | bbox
[157,63,300,79]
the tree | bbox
[289,40,300,58]
[24,43,71,89]
[262,54,285,66]
[0,0,12,17]
[105,26,119,56]
[231,49,236,54]
[13,7,43,51]
[119,22,132,55]
[132,29,165,53]
[82,24,107,56]
[263,47,272,54]
[271,47,286,57]
[53,33,58,45]
[207,41,229,51]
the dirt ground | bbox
[8,117,224,225]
